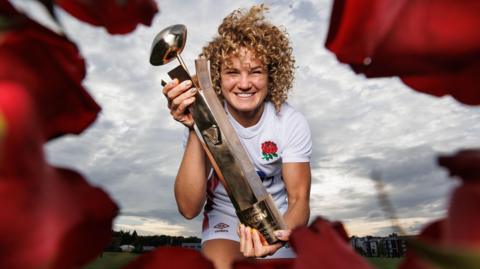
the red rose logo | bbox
[261,141,278,160]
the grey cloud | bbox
[290,1,322,22]
[310,145,456,235]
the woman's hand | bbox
[237,224,291,257]
[162,79,197,129]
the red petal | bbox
[0,10,100,140]
[290,217,373,269]
[397,220,445,269]
[56,0,159,34]
[438,149,480,181]
[0,83,118,269]
[234,259,293,269]
[326,0,480,105]
[122,247,214,269]
[401,61,480,105]
[445,182,480,247]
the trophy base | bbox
[237,195,286,244]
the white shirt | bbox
[204,101,312,218]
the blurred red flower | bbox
[398,150,480,268]
[0,0,160,268]
[122,247,215,269]
[0,1,100,140]
[439,149,480,248]
[56,0,159,34]
[0,83,118,269]
[325,0,480,105]
[289,217,373,269]
[234,259,293,269]
[397,220,444,269]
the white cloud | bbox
[114,216,190,236]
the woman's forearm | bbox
[283,196,310,229]
[174,130,209,219]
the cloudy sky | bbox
[14,0,480,238]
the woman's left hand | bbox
[237,224,291,257]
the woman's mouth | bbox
[235,92,255,97]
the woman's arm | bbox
[163,79,209,219]
[174,129,210,219]
[281,162,311,229]
[238,162,311,257]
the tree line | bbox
[105,230,201,253]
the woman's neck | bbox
[226,102,265,128]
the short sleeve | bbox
[181,126,190,148]
[281,110,312,163]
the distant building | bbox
[119,245,135,252]
[350,233,412,258]
[365,236,382,257]
[383,233,409,257]
[181,242,201,251]
[351,236,368,255]
[142,246,156,252]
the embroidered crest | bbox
[213,222,230,229]
[213,222,230,232]
[261,141,278,161]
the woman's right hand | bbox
[162,79,197,129]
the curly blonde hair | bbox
[200,4,295,112]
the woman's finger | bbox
[273,230,291,242]
[166,80,192,101]
[170,88,197,118]
[239,224,245,254]
[172,96,194,117]
[252,229,266,257]
[244,227,253,257]
[162,79,178,96]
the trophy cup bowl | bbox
[149,24,187,66]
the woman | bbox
[162,5,312,269]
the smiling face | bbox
[220,49,269,127]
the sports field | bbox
[83,252,139,269]
[367,257,403,269]
[83,252,402,269]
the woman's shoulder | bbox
[271,101,307,121]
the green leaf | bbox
[409,239,480,269]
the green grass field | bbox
[367,257,403,269]
[83,252,139,269]
[84,252,402,269]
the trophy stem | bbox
[176,55,191,76]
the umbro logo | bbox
[213,222,230,229]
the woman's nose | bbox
[238,73,251,90]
